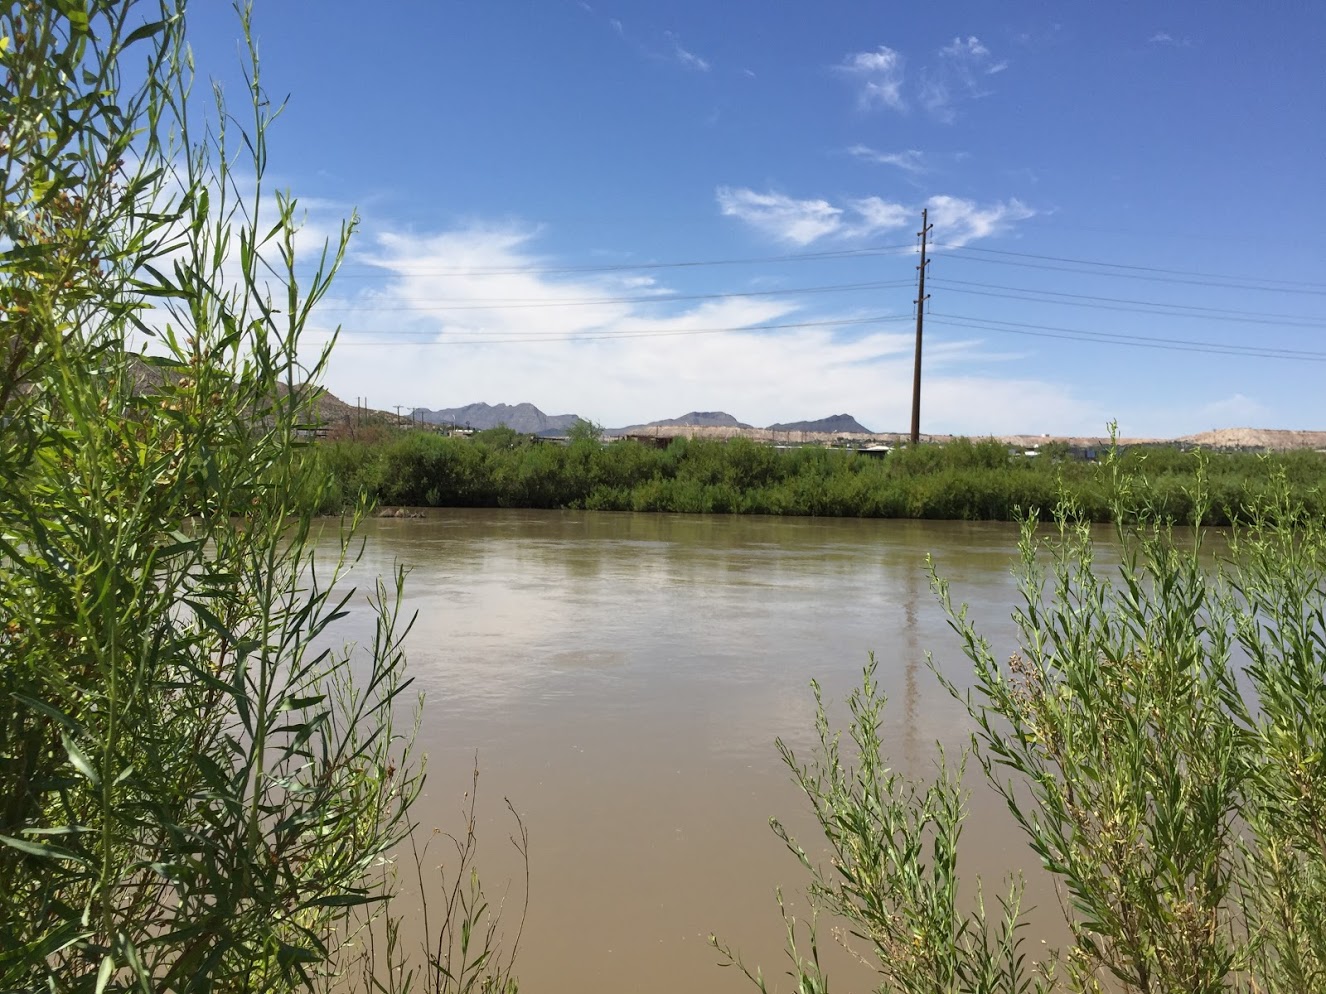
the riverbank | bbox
[317,428,1326,523]
[598,422,1326,452]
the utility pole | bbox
[395,404,403,423]
[909,208,932,446]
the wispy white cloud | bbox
[593,17,709,71]
[837,45,906,111]
[847,145,927,174]
[717,187,1034,248]
[304,223,1094,434]
[663,30,710,72]
[847,196,912,237]
[715,188,844,246]
[942,36,1005,73]
[921,35,1007,122]
[840,38,1006,121]
[673,44,710,72]
[926,194,1035,247]
[1147,31,1192,47]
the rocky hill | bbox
[1179,427,1326,451]
[766,414,874,434]
[412,402,583,434]
[609,411,752,433]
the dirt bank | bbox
[611,424,1326,452]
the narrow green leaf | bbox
[63,732,100,785]
[123,19,168,47]
[11,693,81,731]
[95,954,114,994]
[279,694,326,712]
[0,833,88,865]
[185,598,236,642]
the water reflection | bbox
[324,510,1040,993]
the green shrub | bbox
[719,456,1326,993]
[319,426,1326,525]
[0,4,519,991]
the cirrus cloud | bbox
[717,187,1034,248]
[847,145,927,175]
[715,187,844,246]
[925,194,1035,247]
[837,45,906,111]
[921,35,1008,122]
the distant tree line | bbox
[316,426,1326,523]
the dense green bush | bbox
[717,459,1326,994]
[0,4,519,991]
[319,428,1326,524]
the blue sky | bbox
[184,1,1326,436]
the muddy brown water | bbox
[323,509,1097,993]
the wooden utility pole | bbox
[909,208,933,445]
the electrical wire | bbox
[927,278,1325,328]
[326,242,915,279]
[946,244,1326,290]
[929,313,1326,361]
[326,279,914,312]
[939,249,1326,296]
[326,312,914,346]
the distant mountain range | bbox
[405,402,875,435]
[412,402,582,434]
[614,411,875,433]
[330,395,1326,451]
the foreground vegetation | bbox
[1,3,518,991]
[9,4,1326,994]
[320,426,1326,523]
[718,463,1326,993]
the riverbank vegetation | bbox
[0,3,518,991]
[719,462,1326,993]
[318,425,1326,523]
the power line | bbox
[325,278,914,312]
[940,248,1326,296]
[947,245,1326,290]
[326,242,915,279]
[927,278,1325,328]
[910,208,932,445]
[326,313,914,346]
[929,313,1326,361]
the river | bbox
[323,509,1071,993]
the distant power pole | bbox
[395,404,403,423]
[909,208,933,446]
